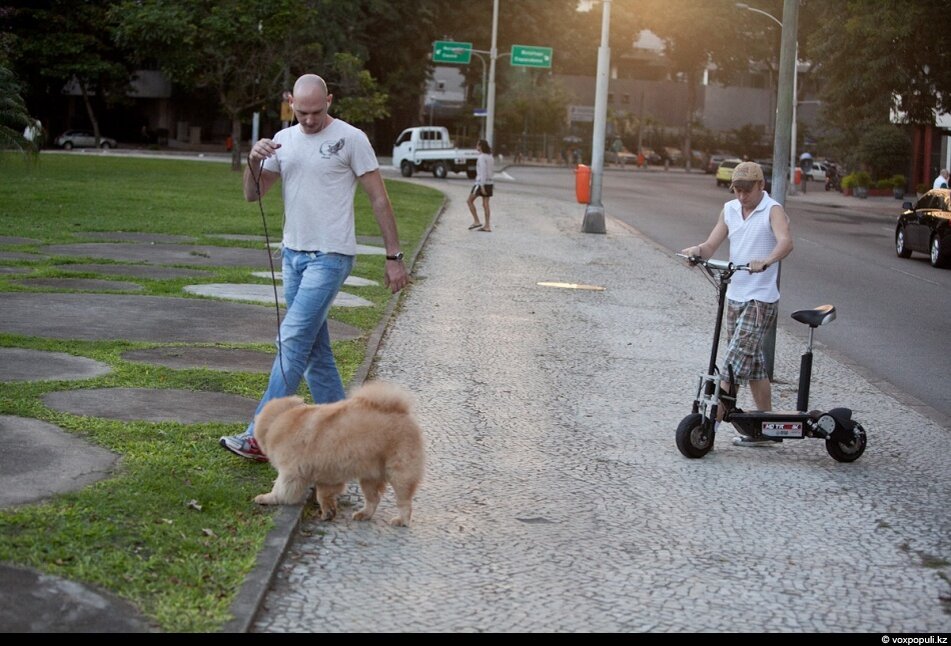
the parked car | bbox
[663,146,683,164]
[604,149,638,165]
[760,163,774,194]
[706,153,734,174]
[715,158,742,187]
[54,130,118,150]
[804,161,828,182]
[639,146,662,165]
[895,188,951,268]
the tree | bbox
[495,69,572,152]
[6,1,136,147]
[638,0,749,171]
[858,124,911,179]
[329,52,389,126]
[112,0,398,169]
[809,0,951,167]
[0,63,35,155]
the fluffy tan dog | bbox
[252,381,424,527]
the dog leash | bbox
[248,152,290,389]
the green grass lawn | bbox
[0,152,443,631]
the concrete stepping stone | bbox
[55,263,213,279]
[0,266,30,275]
[183,283,373,307]
[0,348,112,382]
[43,388,258,424]
[0,415,117,507]
[0,293,362,342]
[74,231,195,243]
[0,236,41,245]
[121,346,274,373]
[206,234,265,242]
[356,243,387,255]
[11,278,143,292]
[0,251,45,261]
[0,564,151,632]
[45,242,266,267]
[262,242,385,256]
[251,271,379,287]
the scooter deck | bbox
[727,410,814,440]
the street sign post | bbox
[433,40,472,64]
[511,45,553,68]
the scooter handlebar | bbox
[677,253,750,273]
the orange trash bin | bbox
[794,167,802,185]
[575,164,591,204]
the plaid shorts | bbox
[724,299,778,383]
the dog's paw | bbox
[352,510,374,521]
[388,516,409,527]
[319,506,337,521]
[254,493,276,505]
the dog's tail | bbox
[351,381,414,415]
[255,396,306,445]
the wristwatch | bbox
[386,252,404,261]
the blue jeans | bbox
[246,248,354,436]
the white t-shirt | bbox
[724,191,784,304]
[934,174,949,189]
[476,153,494,186]
[262,119,379,255]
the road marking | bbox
[889,265,940,285]
[537,281,606,291]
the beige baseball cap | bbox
[731,161,764,185]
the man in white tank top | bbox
[681,161,794,446]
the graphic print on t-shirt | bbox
[320,138,345,159]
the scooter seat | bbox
[791,304,836,327]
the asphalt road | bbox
[491,165,951,425]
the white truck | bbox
[392,126,479,179]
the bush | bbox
[842,171,872,189]
[875,179,893,190]
[891,174,906,189]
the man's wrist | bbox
[385,251,404,262]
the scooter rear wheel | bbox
[825,422,867,462]
[676,413,715,459]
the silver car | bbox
[54,130,118,150]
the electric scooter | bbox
[675,255,868,462]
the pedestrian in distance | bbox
[933,169,949,189]
[681,161,794,447]
[23,119,41,147]
[611,136,624,168]
[467,139,495,232]
[219,73,409,462]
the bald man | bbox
[221,74,409,462]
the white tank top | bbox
[724,192,783,303]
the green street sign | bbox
[433,40,472,64]
[511,44,553,68]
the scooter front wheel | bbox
[676,413,715,458]
[825,422,867,463]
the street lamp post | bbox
[736,2,798,199]
[471,51,488,140]
[582,0,612,234]
[736,0,799,379]
[486,0,500,148]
